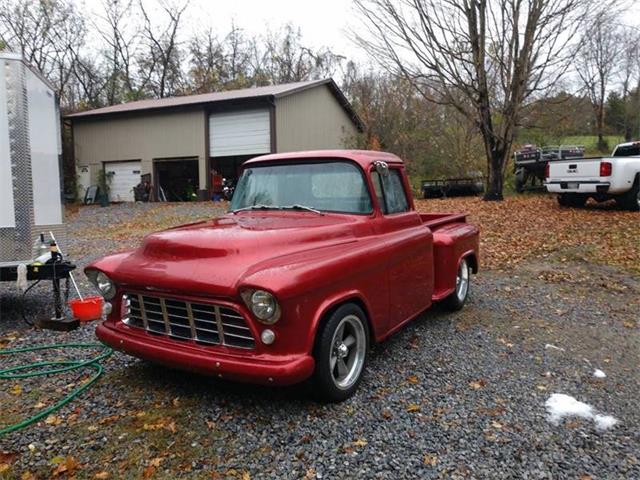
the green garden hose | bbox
[0,343,112,435]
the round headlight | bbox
[88,270,116,300]
[240,288,281,324]
[251,290,276,320]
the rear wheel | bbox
[312,304,369,402]
[443,258,470,311]
[620,177,640,211]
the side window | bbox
[371,171,387,214]
[383,169,409,214]
[371,168,410,215]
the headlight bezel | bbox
[240,288,281,325]
[86,269,117,300]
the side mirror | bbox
[374,161,389,177]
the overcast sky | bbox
[82,0,640,72]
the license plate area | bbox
[560,182,579,189]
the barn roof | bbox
[65,78,363,129]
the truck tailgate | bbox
[548,158,602,180]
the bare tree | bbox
[0,0,85,104]
[615,27,640,141]
[352,0,608,200]
[576,13,622,151]
[139,0,189,98]
[258,24,344,84]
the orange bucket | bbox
[68,296,103,322]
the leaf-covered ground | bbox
[415,195,640,274]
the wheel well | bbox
[314,297,375,350]
[465,253,479,274]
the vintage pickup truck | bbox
[88,150,479,401]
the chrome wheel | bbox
[455,259,470,302]
[329,315,366,390]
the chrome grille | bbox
[122,294,255,349]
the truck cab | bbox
[89,150,479,401]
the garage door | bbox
[209,109,270,157]
[104,161,141,202]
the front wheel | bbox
[312,304,369,402]
[443,258,470,311]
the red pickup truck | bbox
[88,150,479,401]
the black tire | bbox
[620,176,640,211]
[557,194,570,207]
[443,258,470,311]
[312,303,369,402]
[515,169,526,193]
[558,193,587,208]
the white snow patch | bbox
[593,369,606,379]
[545,343,565,352]
[594,414,618,431]
[545,394,593,424]
[545,393,618,431]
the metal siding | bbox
[73,109,206,188]
[275,85,358,152]
[209,109,270,157]
[0,59,15,228]
[26,67,63,226]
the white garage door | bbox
[209,109,271,157]
[104,161,141,202]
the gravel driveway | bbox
[1,201,639,479]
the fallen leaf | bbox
[406,404,421,413]
[52,456,79,477]
[0,464,10,474]
[352,439,368,447]
[94,472,110,479]
[10,384,22,396]
[469,379,486,390]
[407,375,419,384]
[45,415,63,426]
[241,472,251,480]
[423,453,438,466]
[381,410,393,420]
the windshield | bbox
[230,161,373,214]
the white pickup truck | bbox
[545,141,640,211]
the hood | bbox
[96,213,362,298]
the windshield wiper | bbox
[280,204,324,215]
[231,204,280,214]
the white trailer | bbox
[0,52,66,275]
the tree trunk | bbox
[484,149,506,201]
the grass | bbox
[560,135,625,155]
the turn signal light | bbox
[600,161,612,176]
[544,163,550,178]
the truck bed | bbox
[419,212,467,229]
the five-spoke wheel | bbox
[313,304,369,402]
